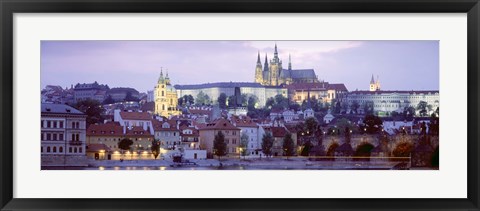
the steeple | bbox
[370,74,375,84]
[165,70,171,85]
[263,54,269,72]
[288,54,292,70]
[158,67,165,83]
[274,43,279,61]
[256,51,261,64]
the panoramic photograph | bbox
[40,40,439,170]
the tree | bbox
[195,91,207,106]
[102,95,115,105]
[274,94,289,109]
[217,93,227,109]
[241,94,248,106]
[404,106,416,119]
[304,117,319,135]
[417,101,429,116]
[178,97,184,107]
[261,132,274,158]
[363,101,374,115]
[183,95,195,105]
[333,100,341,114]
[73,99,105,127]
[350,100,360,114]
[118,138,133,159]
[227,95,236,107]
[247,96,258,111]
[266,97,275,108]
[363,114,383,134]
[289,102,301,111]
[213,131,227,160]
[240,133,249,159]
[151,139,161,159]
[282,133,295,159]
[336,118,355,134]
[300,141,313,156]
[204,94,211,105]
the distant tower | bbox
[269,43,282,86]
[369,74,380,91]
[375,75,381,91]
[255,51,263,84]
[154,67,180,117]
[369,74,376,91]
[263,54,270,85]
[288,54,292,70]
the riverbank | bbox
[85,158,415,170]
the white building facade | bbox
[343,90,439,116]
[41,103,88,167]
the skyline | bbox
[41,40,439,93]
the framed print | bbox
[1,0,479,210]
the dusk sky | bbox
[41,41,439,93]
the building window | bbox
[72,134,75,141]
[59,147,63,153]
[69,147,72,153]
[59,121,63,128]
[59,134,64,141]
[47,121,51,128]
[74,147,77,153]
[41,133,44,141]
[79,147,82,153]
[47,147,51,152]
[46,133,51,140]
[53,134,57,141]
[53,121,57,128]
[41,147,43,153]
[41,120,44,128]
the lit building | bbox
[254,44,319,86]
[175,82,287,108]
[154,69,181,117]
[152,119,181,150]
[41,103,88,166]
[343,76,439,116]
[198,118,241,158]
[230,115,260,157]
[287,82,348,104]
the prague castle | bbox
[154,69,181,117]
[255,44,319,86]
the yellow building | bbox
[154,69,181,117]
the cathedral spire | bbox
[370,74,375,84]
[274,43,278,59]
[288,53,292,70]
[264,54,269,72]
[257,51,261,64]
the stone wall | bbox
[41,155,88,167]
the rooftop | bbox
[41,103,84,115]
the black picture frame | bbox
[1,0,479,210]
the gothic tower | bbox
[255,51,263,84]
[269,43,282,86]
[263,54,270,85]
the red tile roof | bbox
[264,126,290,138]
[125,126,154,137]
[231,116,257,127]
[120,111,152,120]
[199,118,240,131]
[87,122,123,136]
[327,83,348,91]
[152,119,179,131]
